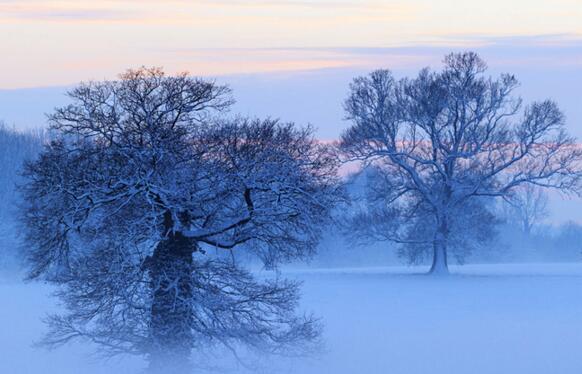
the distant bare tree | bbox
[340,52,581,274]
[343,166,499,266]
[20,68,340,372]
[505,184,549,236]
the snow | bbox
[290,263,582,374]
[0,279,143,374]
[2,263,582,373]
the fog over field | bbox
[2,264,582,374]
[1,8,582,373]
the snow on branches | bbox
[340,52,581,274]
[20,67,340,370]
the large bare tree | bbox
[340,52,581,274]
[20,68,340,372]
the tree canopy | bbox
[21,67,340,371]
[340,52,581,273]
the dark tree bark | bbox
[147,231,195,372]
[430,218,449,275]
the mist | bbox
[1,45,582,373]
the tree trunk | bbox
[429,238,449,275]
[429,218,449,275]
[147,231,195,373]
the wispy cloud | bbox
[0,1,145,22]
[196,0,395,9]
[0,0,414,23]
[1,1,581,88]
[433,33,582,47]
[154,47,434,77]
[165,35,582,76]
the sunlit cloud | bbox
[0,1,581,88]
[0,0,413,23]
[200,0,390,9]
[156,48,432,77]
[0,1,144,22]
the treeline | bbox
[309,187,582,268]
[497,220,582,263]
[0,124,45,267]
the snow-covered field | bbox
[2,263,582,374]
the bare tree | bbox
[340,52,581,274]
[504,184,549,236]
[343,167,499,266]
[20,68,340,372]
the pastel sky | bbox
[1,0,581,88]
[0,1,581,223]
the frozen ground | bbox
[2,263,582,374]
